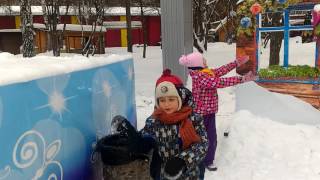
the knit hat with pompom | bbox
[155,69,183,110]
[179,52,205,68]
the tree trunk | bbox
[41,0,51,51]
[125,0,133,53]
[193,33,203,53]
[193,0,206,53]
[193,1,204,53]
[20,0,35,57]
[198,0,205,45]
[269,32,283,66]
[96,1,105,54]
[139,0,147,58]
[47,2,61,57]
[52,32,60,57]
[98,34,105,54]
[142,19,147,58]
[269,12,283,66]
[204,22,209,51]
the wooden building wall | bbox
[0,16,16,29]
[0,14,162,53]
[0,32,22,54]
[104,16,122,47]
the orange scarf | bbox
[152,106,201,149]
[201,68,215,77]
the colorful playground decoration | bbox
[0,57,136,179]
[240,17,252,28]
[313,4,320,70]
[313,4,320,37]
[236,1,320,109]
[250,3,262,15]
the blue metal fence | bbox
[255,5,318,71]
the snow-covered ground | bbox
[107,40,320,180]
[0,38,319,179]
[0,52,130,86]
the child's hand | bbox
[242,71,258,82]
[236,55,250,67]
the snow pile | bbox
[215,110,320,180]
[0,52,131,86]
[210,82,320,180]
[235,82,320,125]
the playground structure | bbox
[255,3,319,73]
[236,2,320,109]
[0,56,136,179]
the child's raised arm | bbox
[215,76,243,88]
[213,61,237,77]
[213,56,249,77]
[216,71,257,88]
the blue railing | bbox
[255,4,318,70]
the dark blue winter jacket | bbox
[141,112,208,180]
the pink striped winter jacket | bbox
[189,61,243,115]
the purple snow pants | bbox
[203,113,217,166]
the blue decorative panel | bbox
[0,59,136,180]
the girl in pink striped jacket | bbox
[179,52,256,175]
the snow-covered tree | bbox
[40,0,70,57]
[139,0,148,58]
[95,0,105,55]
[75,0,106,57]
[193,0,237,53]
[20,0,35,57]
[125,0,133,53]
[2,0,15,14]
[40,0,51,51]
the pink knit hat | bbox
[179,52,205,68]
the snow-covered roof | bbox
[0,29,21,32]
[104,7,160,16]
[0,52,131,86]
[0,6,160,16]
[0,6,45,16]
[33,23,106,32]
[33,22,142,31]
[0,21,141,33]
[103,21,142,29]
